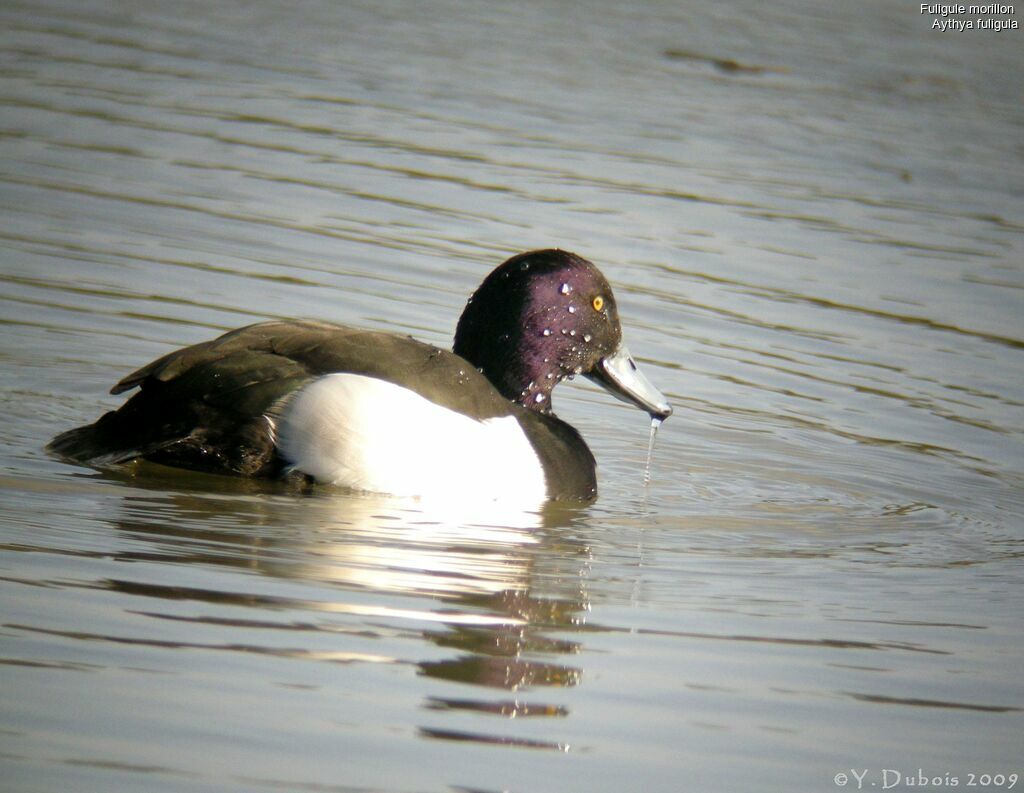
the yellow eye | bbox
[592,295,604,311]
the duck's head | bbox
[454,249,672,420]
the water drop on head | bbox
[543,328,552,336]
[569,329,576,337]
[534,393,545,403]
[583,333,592,342]
[567,306,576,314]
[560,283,571,295]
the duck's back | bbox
[48,320,519,478]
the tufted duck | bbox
[48,250,671,501]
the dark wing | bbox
[47,320,513,477]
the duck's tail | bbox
[46,412,149,466]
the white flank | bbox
[271,374,548,503]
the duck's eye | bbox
[592,295,605,311]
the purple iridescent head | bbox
[454,249,671,419]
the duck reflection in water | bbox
[94,469,591,748]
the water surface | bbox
[1,1,1022,791]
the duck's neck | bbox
[506,346,565,412]
[454,333,564,413]
[453,260,571,413]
